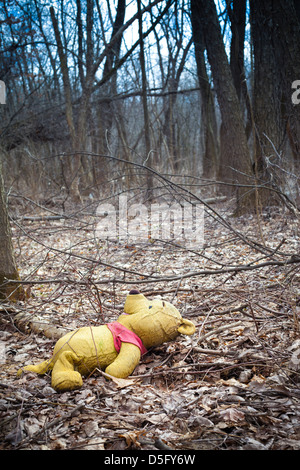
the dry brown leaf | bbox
[218,407,246,423]
[99,370,140,388]
[119,430,142,448]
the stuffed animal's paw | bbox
[51,370,83,392]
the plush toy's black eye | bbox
[148,305,152,309]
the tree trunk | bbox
[191,0,254,212]
[137,0,152,197]
[250,0,282,171]
[250,0,300,204]
[0,161,24,301]
[228,0,246,102]
[50,6,82,203]
[191,0,219,178]
[76,0,94,192]
[271,0,300,167]
[163,39,193,172]
[98,0,126,156]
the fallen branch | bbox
[201,196,227,204]
[194,303,249,317]
[197,320,243,344]
[17,404,84,448]
[191,347,236,356]
[6,254,300,286]
[14,196,227,223]
[20,215,66,221]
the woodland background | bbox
[0,0,300,451]
[0,0,300,207]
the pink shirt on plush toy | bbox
[106,321,147,355]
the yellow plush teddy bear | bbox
[18,290,195,392]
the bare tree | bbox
[157,2,193,171]
[250,0,283,175]
[191,0,254,212]
[191,0,219,178]
[249,0,300,207]
[97,0,126,155]
[0,161,24,301]
[49,5,82,203]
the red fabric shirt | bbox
[106,321,147,356]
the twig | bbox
[15,215,66,221]
[192,347,236,356]
[248,302,259,332]
[16,404,85,448]
[171,275,184,302]
[154,438,173,450]
[195,303,248,317]
[197,320,243,344]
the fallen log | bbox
[14,311,70,340]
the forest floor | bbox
[1,197,300,451]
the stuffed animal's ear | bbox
[178,319,196,336]
[124,292,148,314]
[129,289,140,295]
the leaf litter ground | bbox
[1,199,300,450]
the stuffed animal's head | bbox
[119,290,195,349]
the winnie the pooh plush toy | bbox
[18,290,195,392]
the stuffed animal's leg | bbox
[105,343,141,378]
[17,359,53,377]
[51,351,83,392]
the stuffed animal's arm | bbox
[105,342,141,378]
